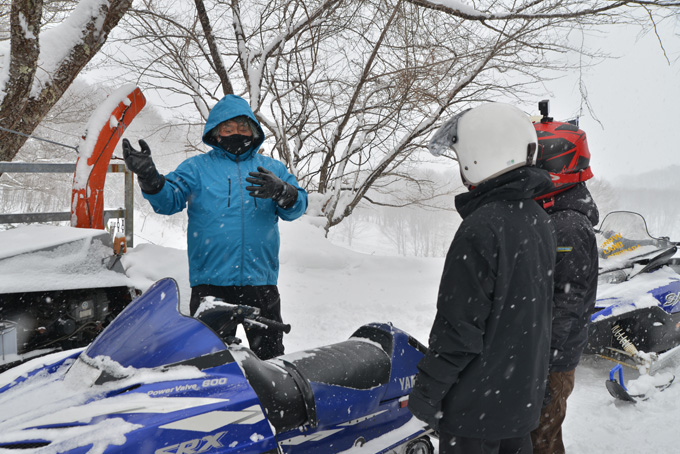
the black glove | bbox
[245,166,298,209]
[407,387,442,432]
[122,139,165,195]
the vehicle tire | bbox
[404,436,434,454]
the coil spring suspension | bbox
[612,324,639,356]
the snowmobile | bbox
[584,211,680,401]
[0,277,435,453]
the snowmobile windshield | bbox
[81,278,227,370]
[598,211,677,276]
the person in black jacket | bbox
[530,115,599,454]
[409,103,557,454]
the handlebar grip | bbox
[255,316,292,333]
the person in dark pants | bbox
[122,94,308,360]
[190,285,284,358]
[530,114,599,454]
[408,102,557,454]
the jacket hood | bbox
[546,182,599,226]
[202,94,265,160]
[455,166,554,219]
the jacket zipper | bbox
[237,159,245,284]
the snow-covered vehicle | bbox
[0,225,136,371]
[0,278,434,453]
[585,211,680,400]
[0,85,146,371]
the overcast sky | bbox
[532,21,680,182]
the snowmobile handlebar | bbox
[195,301,291,336]
[252,316,292,333]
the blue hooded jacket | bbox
[143,95,308,287]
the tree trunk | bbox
[0,0,43,163]
[0,0,133,165]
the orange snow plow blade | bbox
[71,86,146,229]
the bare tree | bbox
[0,0,133,165]
[95,0,679,232]
[4,0,679,232]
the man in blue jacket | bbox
[122,94,308,359]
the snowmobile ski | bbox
[606,364,638,402]
[606,363,675,403]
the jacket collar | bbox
[210,145,257,162]
[455,167,554,219]
[544,182,600,226]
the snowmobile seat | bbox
[238,328,393,432]
[237,350,310,433]
[274,335,392,428]
[279,338,392,389]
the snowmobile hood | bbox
[594,266,680,314]
[82,278,227,371]
[0,278,278,453]
[0,355,272,453]
[202,94,265,161]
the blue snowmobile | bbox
[585,211,680,401]
[0,278,435,453]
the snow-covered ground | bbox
[2,217,680,453]
[127,218,680,453]
[283,220,680,454]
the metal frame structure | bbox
[0,162,134,246]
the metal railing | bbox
[0,162,134,247]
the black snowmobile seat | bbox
[238,330,393,433]
[278,339,391,389]
[237,350,310,433]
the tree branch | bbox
[194,0,234,95]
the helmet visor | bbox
[428,108,471,156]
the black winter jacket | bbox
[409,166,557,439]
[543,183,599,372]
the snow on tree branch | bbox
[0,0,132,164]
[408,0,680,21]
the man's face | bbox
[217,118,253,137]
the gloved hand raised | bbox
[246,166,298,209]
[122,139,165,194]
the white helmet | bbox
[429,103,538,186]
